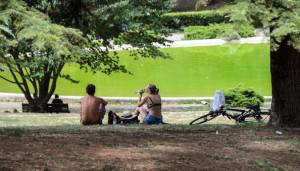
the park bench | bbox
[22,103,70,113]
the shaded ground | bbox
[0,112,299,170]
[0,125,300,170]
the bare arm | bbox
[101,99,108,106]
[137,96,148,107]
[98,97,108,107]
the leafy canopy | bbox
[0,0,86,79]
[0,0,174,106]
[231,0,300,51]
[0,0,89,102]
[24,0,174,58]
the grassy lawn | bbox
[0,111,269,132]
[0,44,271,97]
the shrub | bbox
[163,10,229,29]
[224,86,264,107]
[172,0,235,11]
[184,24,255,40]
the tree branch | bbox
[9,51,33,103]
[29,52,40,95]
[7,66,32,103]
[13,58,32,97]
[45,63,65,102]
[4,60,26,93]
[0,75,20,84]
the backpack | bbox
[108,111,140,124]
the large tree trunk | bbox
[28,101,48,113]
[26,79,55,113]
[270,40,300,127]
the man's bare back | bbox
[80,84,107,125]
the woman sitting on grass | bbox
[134,84,163,124]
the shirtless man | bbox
[80,84,107,125]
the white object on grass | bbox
[210,90,225,112]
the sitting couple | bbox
[80,84,162,125]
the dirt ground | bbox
[0,127,299,171]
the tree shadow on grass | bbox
[0,121,272,137]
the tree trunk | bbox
[270,40,300,127]
[26,81,52,113]
[28,101,48,113]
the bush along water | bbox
[163,10,229,29]
[224,86,264,107]
[184,23,255,40]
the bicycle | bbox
[235,105,270,122]
[189,105,270,125]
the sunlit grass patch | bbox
[0,112,271,136]
[0,44,271,96]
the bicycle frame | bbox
[189,105,270,125]
[223,106,269,122]
[210,107,256,122]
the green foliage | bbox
[224,86,265,107]
[78,39,128,75]
[163,10,229,29]
[184,23,254,40]
[0,0,173,107]
[231,0,300,52]
[0,0,88,104]
[24,0,174,58]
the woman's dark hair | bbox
[86,84,96,95]
[55,94,59,98]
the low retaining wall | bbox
[0,92,272,104]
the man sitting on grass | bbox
[80,84,107,125]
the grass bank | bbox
[0,44,271,97]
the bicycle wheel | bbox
[256,111,270,121]
[237,111,270,122]
[189,112,219,125]
[236,112,253,122]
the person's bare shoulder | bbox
[80,96,90,103]
[95,96,102,101]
